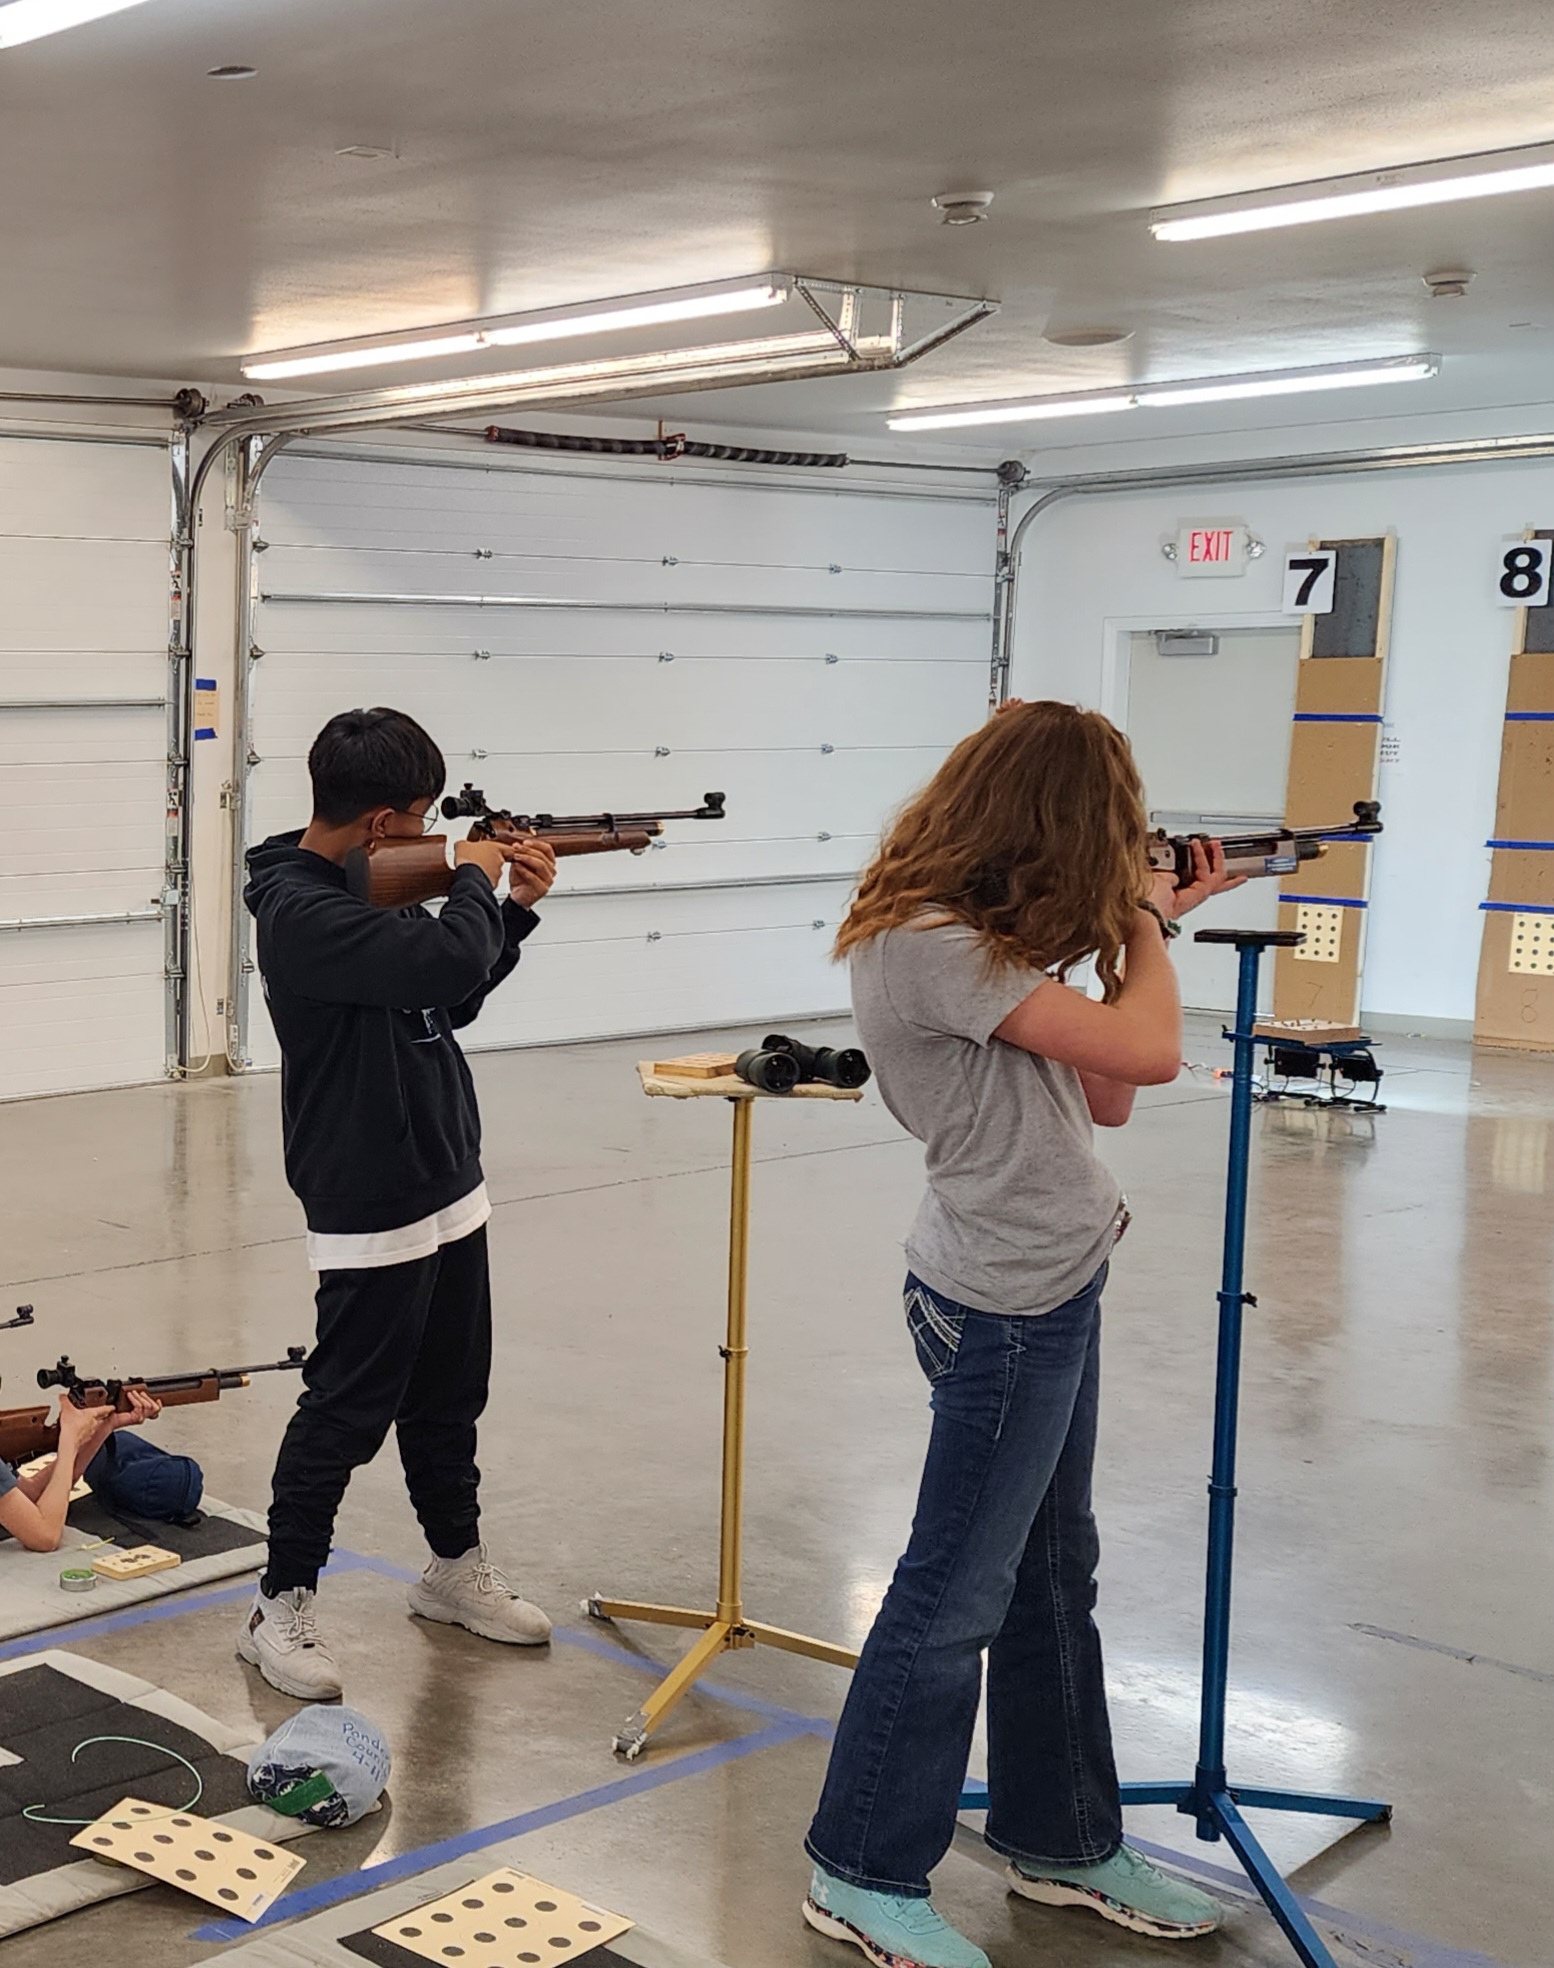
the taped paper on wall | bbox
[194,678,219,740]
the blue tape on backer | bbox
[1282,893,1368,909]
[193,728,216,740]
[1319,830,1379,843]
[1481,900,1554,914]
[1487,840,1554,850]
[1291,712,1383,723]
[194,677,216,692]
[1505,710,1554,720]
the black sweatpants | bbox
[264,1223,492,1594]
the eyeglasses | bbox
[390,806,440,835]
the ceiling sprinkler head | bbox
[1423,267,1474,299]
[932,192,994,227]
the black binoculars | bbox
[733,1033,871,1094]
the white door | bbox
[0,432,172,1097]
[237,444,994,1066]
[1124,626,1300,1013]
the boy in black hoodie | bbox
[238,707,556,1700]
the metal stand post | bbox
[959,929,1390,1968]
[588,1094,858,1759]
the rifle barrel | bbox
[506,804,725,832]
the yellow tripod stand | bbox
[586,1065,861,1759]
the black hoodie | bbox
[243,832,539,1235]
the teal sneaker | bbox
[804,1866,991,1968]
[1007,1844,1222,1939]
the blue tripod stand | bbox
[959,928,1390,1968]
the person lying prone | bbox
[0,1387,160,1552]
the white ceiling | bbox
[7,0,1554,456]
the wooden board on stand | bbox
[638,1059,864,1101]
[1272,535,1394,1026]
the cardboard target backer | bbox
[373,1867,632,1966]
[1272,536,1394,1025]
[70,1796,305,1921]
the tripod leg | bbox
[1230,1786,1391,1824]
[1119,1781,1195,1808]
[611,1619,734,1759]
[1212,1793,1338,1968]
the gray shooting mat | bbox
[0,1492,267,1641]
[0,1649,309,1936]
[211,1842,731,1968]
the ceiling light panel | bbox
[0,0,155,46]
[1135,355,1439,405]
[1151,143,1554,240]
[243,281,789,381]
[886,354,1438,430]
[888,395,1134,431]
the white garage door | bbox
[237,444,993,1066]
[0,431,172,1098]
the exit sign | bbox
[1175,522,1248,578]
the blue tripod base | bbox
[957,1776,1390,1967]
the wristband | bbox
[1140,901,1180,941]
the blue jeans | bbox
[806,1266,1122,1896]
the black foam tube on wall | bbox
[485,425,849,469]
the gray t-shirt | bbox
[850,921,1124,1316]
[0,1458,17,1499]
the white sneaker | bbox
[237,1585,344,1700]
[407,1543,552,1645]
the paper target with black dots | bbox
[370,1868,632,1967]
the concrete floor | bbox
[0,1016,1549,1968]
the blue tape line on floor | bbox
[0,1547,389,1662]
[8,1543,1510,1968]
[192,1718,808,1942]
[1124,1836,1513,1968]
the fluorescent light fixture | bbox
[327,330,853,413]
[888,395,1134,432]
[243,281,788,381]
[485,283,784,348]
[886,354,1437,430]
[0,0,154,47]
[1152,143,1554,241]
[246,334,487,382]
[1136,354,1439,406]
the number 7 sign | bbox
[1282,549,1337,614]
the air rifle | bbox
[1148,799,1382,886]
[0,1347,306,1470]
[346,786,728,911]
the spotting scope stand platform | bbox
[958,929,1391,1968]
[585,1060,864,1760]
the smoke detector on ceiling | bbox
[932,192,994,226]
[1423,267,1474,299]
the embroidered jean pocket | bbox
[905,1280,967,1383]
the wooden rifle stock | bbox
[347,828,658,910]
[347,788,727,910]
[0,1348,307,1471]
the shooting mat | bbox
[213,1841,729,1968]
[0,1649,309,1936]
[0,1492,267,1642]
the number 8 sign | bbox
[1496,539,1553,608]
[1282,548,1336,614]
